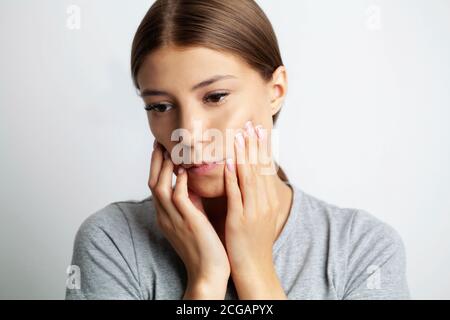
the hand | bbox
[148,141,230,299]
[223,121,287,299]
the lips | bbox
[178,159,223,175]
[181,160,222,169]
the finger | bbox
[244,120,258,166]
[255,123,277,192]
[154,150,184,226]
[224,157,243,217]
[152,190,164,211]
[149,143,172,226]
[235,123,256,215]
[148,141,163,190]
[149,143,179,230]
[172,166,204,219]
[255,125,279,206]
[254,125,271,169]
[246,121,271,216]
[158,150,175,194]
[153,196,173,231]
[244,121,258,209]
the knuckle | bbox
[184,217,196,233]
[153,185,163,198]
[171,190,183,205]
[148,178,157,190]
[154,185,169,200]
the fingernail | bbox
[164,150,169,160]
[235,132,245,148]
[178,166,185,174]
[245,120,255,137]
[226,158,235,172]
[254,125,266,140]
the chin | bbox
[186,173,225,198]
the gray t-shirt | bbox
[65,183,410,300]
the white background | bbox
[0,0,449,299]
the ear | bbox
[268,65,288,116]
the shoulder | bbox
[67,196,157,300]
[298,188,404,250]
[295,188,409,299]
[72,195,159,253]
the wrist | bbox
[183,277,229,300]
[231,266,287,300]
[231,258,274,279]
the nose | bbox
[176,110,211,147]
[173,110,214,164]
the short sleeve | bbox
[342,210,410,300]
[65,204,143,300]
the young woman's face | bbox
[137,45,286,197]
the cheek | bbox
[148,116,173,149]
[218,95,272,130]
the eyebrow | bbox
[140,74,237,97]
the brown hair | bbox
[131,0,288,182]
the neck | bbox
[201,174,293,246]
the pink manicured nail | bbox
[245,120,255,137]
[255,125,266,140]
[226,158,235,172]
[178,166,185,174]
[235,132,245,148]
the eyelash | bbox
[144,92,230,113]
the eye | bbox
[144,103,174,113]
[204,92,229,105]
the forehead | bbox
[137,45,260,90]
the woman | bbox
[66,0,410,300]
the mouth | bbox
[181,160,224,175]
